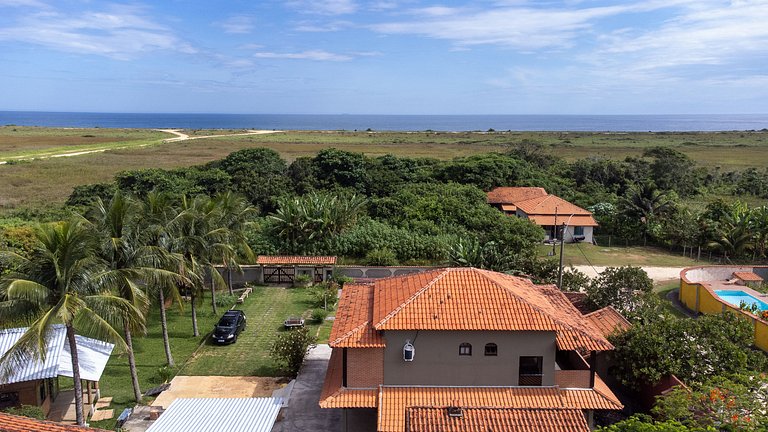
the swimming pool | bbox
[715,290,768,311]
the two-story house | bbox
[319,267,623,432]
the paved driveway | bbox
[271,344,341,432]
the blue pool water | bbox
[715,290,768,311]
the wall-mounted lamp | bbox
[403,340,415,362]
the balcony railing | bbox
[518,374,543,386]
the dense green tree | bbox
[643,147,702,197]
[609,312,767,390]
[66,182,118,207]
[653,375,768,431]
[214,148,289,212]
[312,148,370,193]
[598,415,713,432]
[0,220,144,425]
[585,266,654,316]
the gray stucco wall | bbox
[382,330,556,386]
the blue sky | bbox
[0,0,766,114]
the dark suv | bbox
[212,310,246,344]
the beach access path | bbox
[0,129,281,165]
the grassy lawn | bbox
[88,285,332,429]
[538,243,704,267]
[181,286,333,376]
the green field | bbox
[2,127,767,213]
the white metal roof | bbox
[146,398,283,432]
[0,325,114,385]
[58,335,115,382]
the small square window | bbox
[484,343,497,356]
[574,226,585,236]
[459,343,472,356]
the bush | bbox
[214,294,238,307]
[155,365,176,383]
[309,283,337,310]
[271,327,317,376]
[586,266,653,316]
[1,405,45,420]
[364,248,398,266]
[311,309,329,323]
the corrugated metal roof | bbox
[58,335,115,382]
[0,326,114,385]
[147,398,283,432]
[0,325,65,384]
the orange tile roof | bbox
[515,195,592,217]
[733,271,763,282]
[528,214,599,227]
[330,284,385,348]
[255,255,337,265]
[0,413,108,432]
[487,187,548,205]
[372,268,612,352]
[584,307,632,337]
[319,348,379,409]
[405,407,589,432]
[378,384,622,432]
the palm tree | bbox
[168,195,231,335]
[87,191,184,402]
[210,192,257,296]
[752,206,768,260]
[708,203,754,261]
[0,220,143,426]
[619,181,675,245]
[138,191,184,366]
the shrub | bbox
[311,309,329,324]
[271,327,317,376]
[214,294,238,307]
[364,248,398,266]
[309,283,337,310]
[1,405,45,420]
[155,365,176,383]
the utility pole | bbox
[557,222,565,289]
[552,207,558,256]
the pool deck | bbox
[704,281,768,299]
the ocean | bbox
[1,111,767,132]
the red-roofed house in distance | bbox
[319,268,623,432]
[487,187,598,243]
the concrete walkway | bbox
[271,344,340,432]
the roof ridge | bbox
[478,271,611,350]
[374,268,452,329]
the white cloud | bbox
[253,49,353,61]
[0,4,194,59]
[293,20,354,32]
[596,1,768,71]
[287,0,357,15]
[0,0,48,7]
[371,1,696,50]
[216,16,255,34]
